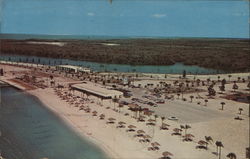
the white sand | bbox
[1,64,249,159]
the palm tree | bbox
[217,76,220,81]
[204,99,208,106]
[228,75,232,82]
[220,102,225,110]
[237,77,241,82]
[215,141,224,159]
[205,136,213,143]
[177,93,180,99]
[207,78,211,85]
[247,81,250,90]
[154,114,158,122]
[219,85,225,94]
[118,104,124,113]
[112,97,119,110]
[247,96,250,117]
[161,116,165,128]
[238,108,243,115]
[180,124,191,138]
[190,95,194,103]
[232,82,239,92]
[137,106,143,118]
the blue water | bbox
[0,86,108,159]
[0,54,223,74]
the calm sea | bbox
[0,86,108,159]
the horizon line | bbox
[0,33,249,40]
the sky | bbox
[0,0,249,38]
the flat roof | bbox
[56,65,91,71]
[57,65,81,69]
[72,82,123,98]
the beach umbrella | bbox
[198,140,208,145]
[143,135,152,139]
[99,114,105,119]
[108,117,116,121]
[162,123,170,127]
[85,108,91,112]
[148,119,155,122]
[139,115,146,119]
[118,121,126,125]
[137,130,145,134]
[226,152,237,159]
[152,142,161,146]
[185,134,194,138]
[173,128,182,133]
[128,103,138,109]
[151,143,156,147]
[185,134,194,137]
[128,125,136,129]
[162,151,173,157]
[184,134,194,140]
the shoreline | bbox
[28,89,118,159]
[1,38,249,72]
[0,80,117,159]
[1,64,249,159]
[1,61,250,77]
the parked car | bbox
[168,116,178,121]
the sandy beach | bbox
[1,63,249,159]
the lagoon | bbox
[0,54,223,74]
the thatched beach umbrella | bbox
[146,119,156,126]
[161,123,170,130]
[198,140,208,145]
[162,123,170,127]
[92,111,97,116]
[198,140,208,149]
[99,114,105,120]
[143,135,151,139]
[128,103,138,109]
[151,142,160,150]
[137,130,145,134]
[148,119,155,122]
[85,107,91,113]
[162,151,173,157]
[143,135,152,142]
[127,125,136,132]
[226,152,237,159]
[184,133,195,141]
[152,142,161,147]
[128,125,136,129]
[185,134,194,138]
[108,117,116,121]
[139,115,146,119]
[173,128,182,133]
[118,121,126,125]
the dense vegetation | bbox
[1,38,250,72]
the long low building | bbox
[72,82,123,99]
[56,65,91,73]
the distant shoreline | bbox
[1,38,249,72]
[1,33,249,40]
